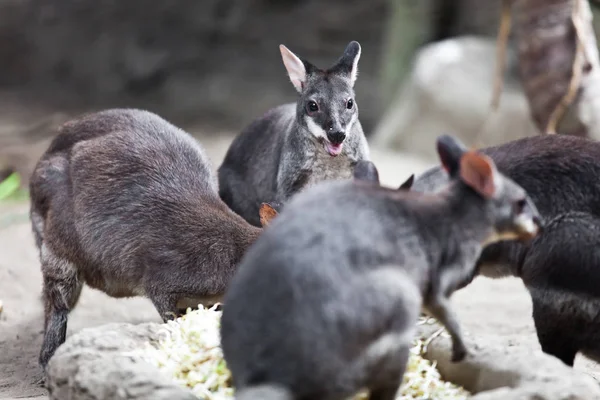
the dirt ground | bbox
[0,133,598,399]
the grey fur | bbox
[218,41,370,226]
[353,160,380,184]
[410,134,600,366]
[29,108,276,370]
[220,135,541,400]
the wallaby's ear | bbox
[398,174,414,190]
[330,41,361,86]
[259,202,279,227]
[280,44,308,93]
[353,160,380,184]
[459,151,498,199]
[436,134,467,177]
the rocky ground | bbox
[0,132,598,399]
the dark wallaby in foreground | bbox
[220,135,541,400]
[410,134,600,366]
[218,41,370,227]
[29,109,278,370]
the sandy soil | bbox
[0,133,598,399]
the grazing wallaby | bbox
[29,108,278,370]
[410,134,600,366]
[218,41,370,227]
[220,135,542,400]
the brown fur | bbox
[30,108,277,370]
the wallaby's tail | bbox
[235,384,294,400]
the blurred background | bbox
[0,0,583,194]
[3,2,600,398]
[1,0,600,194]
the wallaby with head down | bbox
[29,109,278,370]
[218,41,370,226]
[220,135,541,400]
[410,134,600,367]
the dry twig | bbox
[491,0,514,111]
[422,327,446,355]
[545,0,587,134]
[474,0,514,150]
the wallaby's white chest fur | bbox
[304,145,354,188]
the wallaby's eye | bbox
[346,99,354,109]
[307,101,319,114]
[514,198,527,214]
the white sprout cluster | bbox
[138,305,470,400]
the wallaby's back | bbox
[415,135,600,217]
[482,135,600,216]
[31,109,217,224]
[221,181,426,399]
[31,108,225,266]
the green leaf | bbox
[0,173,21,201]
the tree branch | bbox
[545,0,586,134]
[491,0,513,111]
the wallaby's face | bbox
[484,176,542,243]
[280,41,361,157]
[436,134,543,244]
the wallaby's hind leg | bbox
[531,296,578,366]
[39,244,82,369]
[370,385,402,400]
[147,290,180,322]
[368,347,409,400]
[356,268,418,400]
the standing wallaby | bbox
[218,41,370,226]
[220,135,542,400]
[29,108,278,370]
[409,134,600,366]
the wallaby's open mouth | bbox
[324,141,343,157]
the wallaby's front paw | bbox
[451,343,467,362]
[162,311,179,322]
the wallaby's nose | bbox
[327,131,346,145]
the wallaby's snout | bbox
[324,120,346,156]
[486,179,543,244]
[320,110,351,156]
[511,196,544,241]
[326,129,345,146]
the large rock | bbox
[46,320,600,399]
[419,323,600,400]
[46,323,196,400]
[371,36,540,161]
